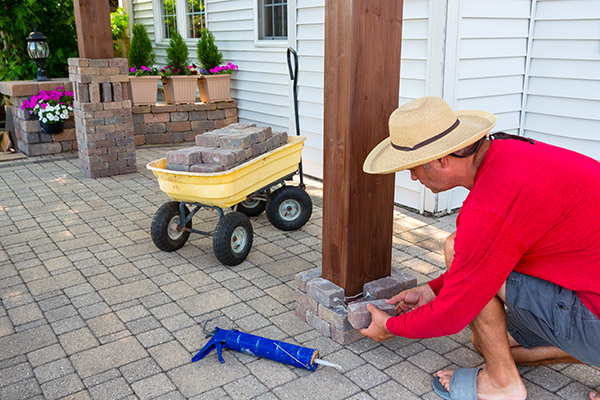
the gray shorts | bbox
[505,272,600,366]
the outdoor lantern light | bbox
[26,25,50,82]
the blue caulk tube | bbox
[191,327,340,371]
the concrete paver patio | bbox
[0,145,598,399]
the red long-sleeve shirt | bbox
[386,139,600,339]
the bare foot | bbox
[437,369,527,400]
[590,391,598,400]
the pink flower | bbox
[57,87,64,90]
[130,67,136,73]
[141,66,150,71]
[65,91,74,97]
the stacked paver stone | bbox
[295,267,417,344]
[165,123,288,172]
[68,57,136,178]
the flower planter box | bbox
[40,120,64,135]
[129,76,159,105]
[198,74,231,103]
[162,76,198,104]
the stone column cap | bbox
[0,79,72,97]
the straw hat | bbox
[363,97,497,174]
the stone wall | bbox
[132,101,238,146]
[0,80,238,157]
[0,80,76,156]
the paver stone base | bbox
[295,267,417,344]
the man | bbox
[360,96,600,400]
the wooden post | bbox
[72,0,114,59]
[322,0,404,296]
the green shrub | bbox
[165,31,189,72]
[111,7,128,52]
[129,24,155,68]
[0,0,78,81]
[196,28,222,71]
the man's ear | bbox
[434,156,450,169]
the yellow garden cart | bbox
[146,135,312,266]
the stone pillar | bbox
[68,58,135,178]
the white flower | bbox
[42,118,47,123]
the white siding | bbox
[295,0,324,178]
[133,0,292,133]
[208,1,291,131]
[294,0,434,212]
[132,0,156,41]
[131,0,600,215]
[440,0,531,212]
[395,0,435,211]
[522,0,600,159]
[132,0,435,211]
[440,0,600,213]
[445,0,531,135]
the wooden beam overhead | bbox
[322,0,404,296]
[73,0,114,59]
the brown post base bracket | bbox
[295,267,416,345]
[68,58,136,178]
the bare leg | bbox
[444,231,456,270]
[444,233,593,398]
[438,294,527,399]
[471,329,579,365]
[509,341,579,366]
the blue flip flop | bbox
[432,368,481,400]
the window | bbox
[158,0,206,40]
[186,0,206,38]
[162,0,178,39]
[259,0,287,40]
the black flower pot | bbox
[40,120,64,135]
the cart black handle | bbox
[287,48,300,138]
[287,47,304,188]
[287,47,298,86]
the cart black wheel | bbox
[151,201,191,252]
[213,212,253,266]
[231,198,266,217]
[266,186,312,231]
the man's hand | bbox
[387,284,435,314]
[359,303,395,342]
